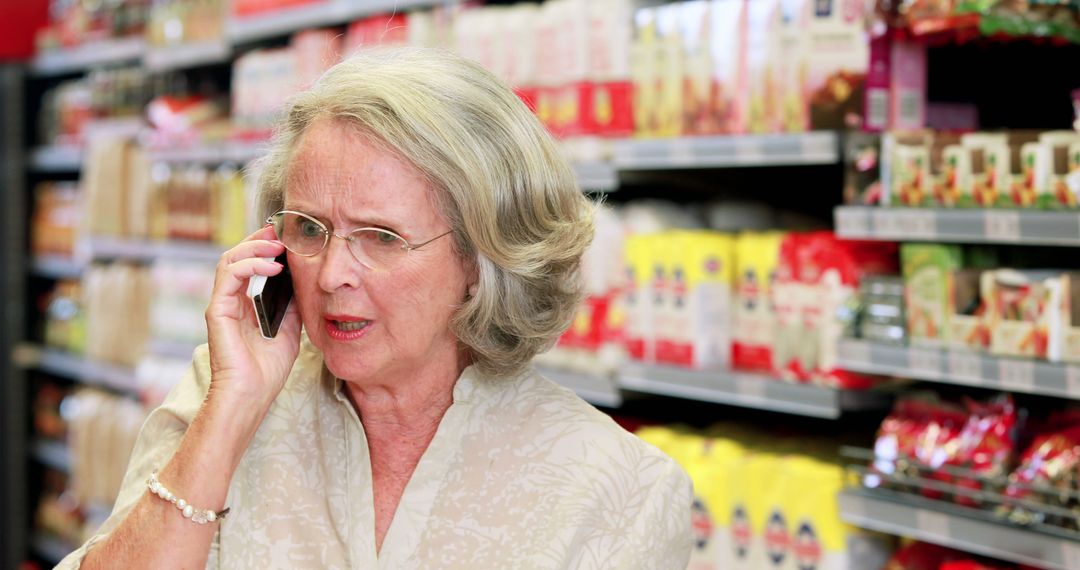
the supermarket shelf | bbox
[144,41,231,72]
[31,255,84,279]
[835,206,1080,247]
[838,339,1080,400]
[616,362,888,419]
[227,0,441,44]
[12,343,140,398]
[83,236,226,263]
[147,140,269,165]
[612,131,840,170]
[536,366,622,408]
[31,439,70,473]
[573,161,619,192]
[839,488,1080,570]
[148,338,201,360]
[31,533,72,565]
[30,37,145,77]
[30,145,82,172]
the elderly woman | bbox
[59,48,691,569]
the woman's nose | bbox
[316,234,364,292]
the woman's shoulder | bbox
[473,368,684,475]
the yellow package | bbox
[660,231,734,369]
[687,437,746,570]
[623,234,658,362]
[733,232,785,371]
[717,452,779,569]
[777,457,892,569]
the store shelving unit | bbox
[227,0,443,44]
[30,255,83,280]
[30,533,70,566]
[534,366,622,409]
[838,339,1080,400]
[839,488,1080,570]
[30,37,146,77]
[29,145,81,173]
[12,344,140,399]
[143,41,232,73]
[30,439,70,474]
[617,362,889,419]
[82,236,226,264]
[835,206,1080,247]
[613,131,840,170]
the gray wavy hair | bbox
[255,47,595,378]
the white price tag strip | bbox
[899,210,938,240]
[872,210,903,239]
[1062,539,1080,569]
[1066,365,1080,399]
[946,349,983,385]
[915,509,950,539]
[998,359,1036,392]
[984,211,1022,242]
[908,347,943,378]
[668,139,694,165]
[734,139,766,164]
[836,210,870,237]
[735,377,768,400]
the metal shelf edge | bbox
[31,37,146,76]
[839,489,1076,569]
[535,366,622,408]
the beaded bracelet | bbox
[146,470,229,524]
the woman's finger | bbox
[210,257,285,302]
[219,238,286,266]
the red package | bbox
[940,561,1017,570]
[950,395,1018,508]
[882,541,968,570]
[999,423,1080,527]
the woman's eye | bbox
[300,221,322,237]
[377,231,399,244]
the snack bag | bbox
[985,269,1063,360]
[999,424,1080,528]
[709,0,749,134]
[688,438,747,570]
[950,395,1019,508]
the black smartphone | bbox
[246,252,294,339]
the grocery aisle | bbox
[3,1,1080,569]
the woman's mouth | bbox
[324,316,372,340]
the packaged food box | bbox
[630,6,660,137]
[888,135,933,207]
[1032,131,1080,210]
[679,1,713,135]
[623,233,659,362]
[902,244,964,347]
[984,269,1063,360]
[776,0,809,133]
[655,3,685,136]
[947,269,991,352]
[805,0,868,130]
[709,0,749,134]
[743,0,779,133]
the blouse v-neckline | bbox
[329,368,481,568]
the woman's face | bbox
[283,118,472,386]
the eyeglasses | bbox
[268,210,452,271]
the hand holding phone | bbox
[246,252,294,339]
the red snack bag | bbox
[999,423,1080,527]
[882,541,967,570]
[940,561,1017,570]
[951,395,1019,508]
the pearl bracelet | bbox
[146,470,229,524]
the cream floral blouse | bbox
[57,338,693,569]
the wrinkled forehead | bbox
[282,118,442,225]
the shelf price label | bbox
[998,359,1036,392]
[1065,365,1080,399]
[667,138,694,165]
[1062,540,1080,569]
[984,211,1022,242]
[898,210,937,240]
[735,376,768,401]
[836,209,870,237]
[946,349,983,385]
[908,347,942,378]
[872,210,904,239]
[915,509,950,539]
[734,138,765,164]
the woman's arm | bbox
[67,225,302,569]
